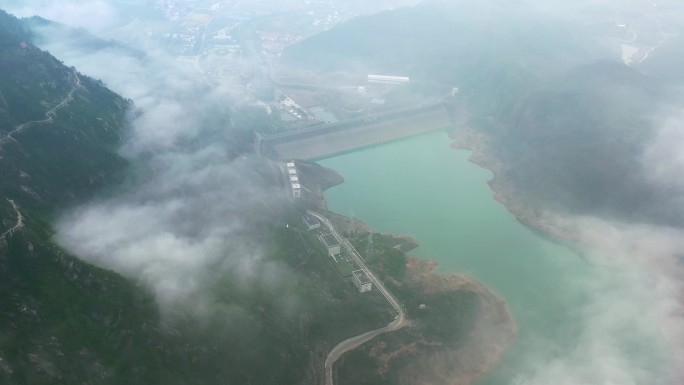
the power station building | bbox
[352,269,372,293]
[367,74,410,85]
[286,161,301,198]
[302,214,320,231]
[320,233,341,257]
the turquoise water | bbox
[318,131,664,384]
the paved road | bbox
[1,199,24,240]
[306,210,408,385]
[1,70,81,148]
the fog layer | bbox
[6,1,684,384]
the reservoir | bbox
[318,131,668,384]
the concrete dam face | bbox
[263,103,454,160]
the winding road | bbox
[306,210,409,385]
[1,199,24,240]
[0,69,82,148]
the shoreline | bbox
[404,256,517,385]
[448,127,583,244]
[449,126,684,385]
[307,165,517,385]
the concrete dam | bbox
[262,102,454,160]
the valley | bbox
[2,1,684,384]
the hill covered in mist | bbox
[282,0,684,227]
[281,1,606,86]
[0,9,361,384]
[0,8,489,384]
[0,9,386,384]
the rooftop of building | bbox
[352,269,371,284]
[321,233,339,248]
[367,74,410,80]
[303,214,319,227]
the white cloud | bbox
[642,109,684,192]
[6,0,120,33]
[13,9,293,316]
[515,213,684,384]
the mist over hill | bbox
[281,1,607,87]
[0,7,484,384]
[0,9,358,385]
[0,10,129,211]
[281,2,684,384]
[637,36,684,84]
[283,0,684,228]
[3,1,684,384]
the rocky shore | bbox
[400,256,517,385]
[449,127,583,243]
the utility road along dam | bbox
[262,103,453,160]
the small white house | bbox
[352,269,372,293]
[320,233,341,257]
[303,215,320,231]
[291,183,301,198]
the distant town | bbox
[106,0,440,142]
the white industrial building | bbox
[302,214,320,231]
[320,233,341,257]
[352,269,372,293]
[286,161,301,198]
[367,74,410,85]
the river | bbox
[317,131,669,384]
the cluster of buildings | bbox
[280,96,309,120]
[258,31,305,56]
[287,161,301,198]
[303,214,372,293]
[302,214,320,231]
[319,233,341,259]
[352,269,372,293]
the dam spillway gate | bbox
[261,102,454,160]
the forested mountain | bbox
[0,9,165,384]
[0,11,376,383]
[489,61,665,221]
[0,14,129,207]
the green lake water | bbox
[317,131,666,384]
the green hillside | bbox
[0,10,388,383]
